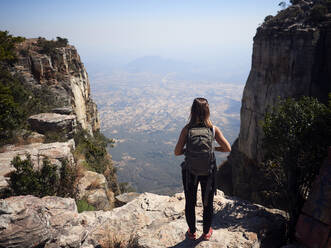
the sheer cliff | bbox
[14,38,100,134]
[0,35,118,210]
[219,1,331,206]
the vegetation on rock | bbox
[0,31,60,145]
[0,31,122,211]
[2,154,77,198]
[36,36,68,55]
[0,30,25,64]
[74,129,120,195]
[100,234,143,248]
[265,0,331,29]
[76,198,96,213]
[262,96,331,241]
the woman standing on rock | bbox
[174,97,231,241]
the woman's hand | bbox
[215,146,226,152]
[214,126,231,152]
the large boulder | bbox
[115,192,141,207]
[15,39,100,135]
[77,170,115,211]
[28,113,77,139]
[0,195,85,248]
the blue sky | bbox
[0,0,286,80]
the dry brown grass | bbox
[99,233,142,248]
[87,179,101,190]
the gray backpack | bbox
[184,125,216,176]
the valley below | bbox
[91,70,244,195]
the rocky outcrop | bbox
[115,192,140,207]
[0,195,83,248]
[77,171,114,211]
[14,39,100,135]
[0,140,75,190]
[220,1,331,206]
[0,190,287,248]
[28,113,77,139]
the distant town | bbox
[92,70,244,194]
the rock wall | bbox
[220,3,331,205]
[14,39,100,135]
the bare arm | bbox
[174,127,188,156]
[214,126,231,152]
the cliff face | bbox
[14,39,100,135]
[0,37,117,210]
[221,2,331,205]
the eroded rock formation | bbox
[14,39,100,135]
[28,113,77,139]
[77,171,115,210]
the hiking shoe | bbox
[203,228,213,241]
[186,229,196,240]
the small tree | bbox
[0,30,25,64]
[7,154,77,198]
[262,96,331,241]
[10,155,59,197]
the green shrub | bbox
[76,198,95,213]
[74,129,114,174]
[5,154,77,198]
[0,31,62,145]
[9,155,59,197]
[44,130,68,143]
[0,82,24,142]
[36,36,69,56]
[74,129,119,195]
[262,96,331,241]
[58,160,78,198]
[0,68,60,145]
[0,30,25,64]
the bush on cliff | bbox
[262,96,331,240]
[0,31,60,145]
[37,36,68,55]
[2,154,77,198]
[0,30,25,65]
[74,129,120,195]
[0,71,60,145]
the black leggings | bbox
[182,169,214,234]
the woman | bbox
[174,97,231,241]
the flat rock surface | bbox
[82,189,286,248]
[28,113,76,123]
[0,190,287,248]
[28,113,77,138]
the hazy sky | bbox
[0,0,286,76]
